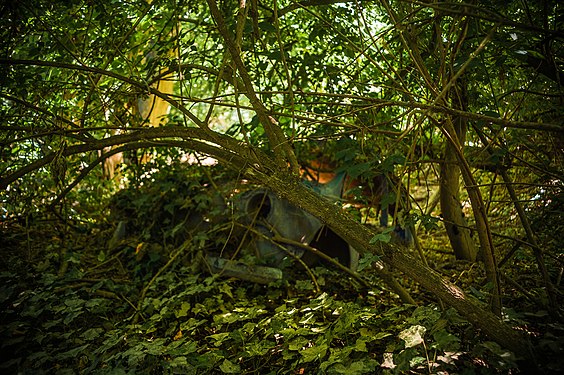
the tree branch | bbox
[205,0,300,174]
[0,58,205,128]
[0,126,244,190]
[242,157,533,359]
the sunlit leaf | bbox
[399,325,426,348]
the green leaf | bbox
[243,340,274,357]
[167,340,198,355]
[399,325,426,348]
[332,359,378,374]
[408,305,441,326]
[525,49,546,59]
[144,338,167,355]
[394,347,418,372]
[359,328,392,341]
[207,332,230,347]
[369,231,392,244]
[357,253,381,271]
[214,312,240,324]
[288,336,309,351]
[320,347,351,371]
[219,358,241,373]
[82,328,104,341]
[295,279,315,291]
[56,344,90,360]
[123,345,146,367]
[432,330,460,351]
[26,351,50,366]
[419,215,440,231]
[381,153,405,172]
[479,341,516,363]
[335,147,357,162]
[344,162,374,179]
[168,356,189,369]
[354,337,368,352]
[63,310,84,325]
[219,283,233,298]
[175,301,191,318]
[300,342,328,362]
[380,191,396,209]
[373,331,393,340]
[267,50,283,61]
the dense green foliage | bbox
[0,162,533,373]
[0,265,519,373]
[1,0,563,373]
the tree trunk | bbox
[244,160,533,360]
[439,81,502,315]
[439,118,478,261]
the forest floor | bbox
[1,166,562,374]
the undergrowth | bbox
[0,250,520,374]
[1,162,562,374]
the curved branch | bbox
[0,58,205,128]
[0,126,245,190]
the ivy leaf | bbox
[394,347,419,372]
[300,342,328,362]
[399,325,426,348]
[332,359,378,374]
[359,328,392,341]
[295,279,315,291]
[219,283,233,299]
[168,356,188,369]
[219,358,241,373]
[81,328,104,341]
[26,351,50,367]
[354,337,368,352]
[175,301,190,318]
[408,305,441,326]
[357,253,381,271]
[63,310,84,325]
[369,228,393,244]
[288,336,309,351]
[56,344,90,360]
[243,341,274,357]
[207,332,230,347]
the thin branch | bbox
[206,0,300,174]
[0,58,205,128]
[278,0,355,17]
[403,0,564,37]
[0,126,245,190]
